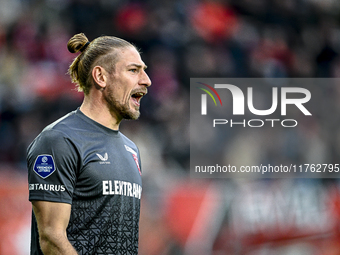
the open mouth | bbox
[131,92,146,106]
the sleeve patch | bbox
[33,155,56,179]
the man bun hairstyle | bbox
[67,33,137,95]
[67,33,90,53]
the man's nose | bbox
[140,70,152,87]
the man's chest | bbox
[73,139,142,198]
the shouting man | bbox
[27,33,151,254]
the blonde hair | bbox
[67,33,136,95]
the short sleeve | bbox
[27,129,79,204]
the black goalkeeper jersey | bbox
[27,109,142,255]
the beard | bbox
[104,85,140,120]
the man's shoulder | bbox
[119,132,139,152]
[27,110,82,152]
[43,110,79,134]
[39,109,92,138]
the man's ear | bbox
[92,66,107,89]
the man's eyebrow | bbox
[127,63,148,69]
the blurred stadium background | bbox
[1,0,340,254]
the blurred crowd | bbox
[2,0,340,254]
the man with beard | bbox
[27,33,151,255]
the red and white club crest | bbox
[132,154,141,176]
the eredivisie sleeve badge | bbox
[33,154,56,179]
